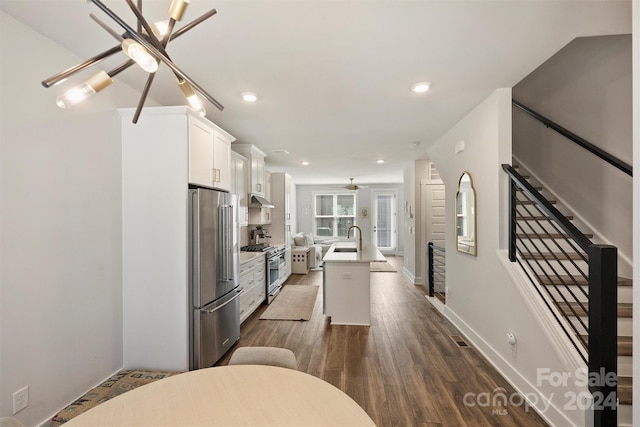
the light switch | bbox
[341,272,352,279]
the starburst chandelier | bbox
[42,0,223,123]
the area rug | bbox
[259,285,319,320]
[370,261,397,272]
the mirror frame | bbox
[455,172,477,256]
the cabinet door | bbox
[261,171,271,224]
[213,131,231,191]
[232,154,249,226]
[284,174,291,224]
[251,155,265,196]
[188,117,214,188]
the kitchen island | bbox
[322,242,386,325]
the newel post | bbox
[508,178,517,262]
[588,244,617,427]
[428,242,434,297]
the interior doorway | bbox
[372,190,397,253]
[421,163,446,303]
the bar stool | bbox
[228,346,297,370]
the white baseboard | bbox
[441,307,579,427]
[402,266,416,283]
[37,367,123,427]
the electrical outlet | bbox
[13,386,29,414]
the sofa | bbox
[292,233,324,268]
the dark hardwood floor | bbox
[218,256,549,427]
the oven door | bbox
[268,256,280,289]
[266,254,282,303]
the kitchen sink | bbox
[333,247,357,253]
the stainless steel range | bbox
[241,244,286,304]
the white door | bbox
[372,190,397,252]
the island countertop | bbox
[322,242,386,263]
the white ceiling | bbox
[0,0,631,185]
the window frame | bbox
[312,192,357,238]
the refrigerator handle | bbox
[200,289,241,314]
[220,204,234,282]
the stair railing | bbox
[502,164,618,425]
[512,100,632,177]
[427,242,445,298]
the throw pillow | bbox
[303,233,314,246]
[293,233,306,246]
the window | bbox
[314,193,356,238]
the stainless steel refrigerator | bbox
[189,188,240,370]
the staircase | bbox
[509,162,633,424]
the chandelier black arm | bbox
[88,0,224,111]
[90,13,125,42]
[124,0,170,56]
[124,0,222,121]
[123,0,176,123]
[170,9,217,40]
[41,6,216,89]
[41,45,121,88]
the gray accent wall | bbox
[513,34,633,274]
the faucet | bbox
[347,225,363,251]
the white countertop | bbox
[322,241,386,263]
[240,252,265,264]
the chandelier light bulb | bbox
[178,79,206,116]
[188,95,206,117]
[121,39,158,73]
[55,70,113,109]
[152,20,171,37]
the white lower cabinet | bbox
[239,254,266,323]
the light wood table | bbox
[64,365,375,426]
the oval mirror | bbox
[456,172,476,256]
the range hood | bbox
[250,195,275,208]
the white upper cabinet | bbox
[188,114,234,191]
[232,144,267,197]
[231,151,249,226]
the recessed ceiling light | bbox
[301,161,309,166]
[241,92,258,102]
[411,82,431,93]
[377,159,384,164]
[410,141,421,148]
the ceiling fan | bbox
[341,178,368,191]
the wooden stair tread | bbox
[619,376,632,405]
[517,232,594,239]
[539,276,631,287]
[517,215,574,221]
[516,199,557,205]
[521,252,585,261]
[580,335,632,356]
[556,302,632,318]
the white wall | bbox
[295,183,404,254]
[513,35,633,274]
[402,163,416,279]
[427,89,587,426]
[0,12,146,426]
[401,159,432,284]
